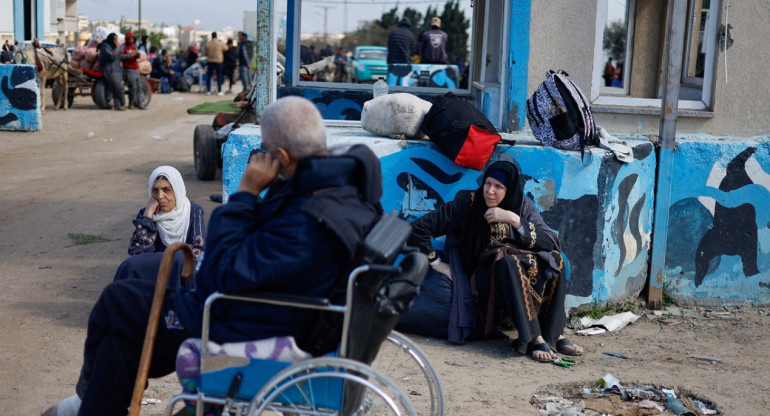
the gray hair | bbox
[260,96,326,160]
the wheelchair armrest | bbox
[237,291,332,308]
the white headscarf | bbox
[148,166,191,247]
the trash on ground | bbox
[577,312,641,335]
[689,355,722,364]
[152,135,169,141]
[602,352,628,359]
[531,379,720,416]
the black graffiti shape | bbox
[541,194,600,297]
[430,66,458,88]
[612,174,640,275]
[1,75,36,110]
[410,157,464,184]
[390,64,413,78]
[760,282,770,290]
[694,147,760,287]
[0,112,19,126]
[396,172,446,208]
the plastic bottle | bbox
[373,77,388,98]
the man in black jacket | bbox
[43,97,384,416]
[387,17,416,64]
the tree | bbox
[439,0,470,64]
[376,7,399,30]
[603,20,626,62]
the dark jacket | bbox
[151,55,173,79]
[418,28,449,64]
[223,46,237,68]
[175,145,382,344]
[387,19,416,64]
[128,201,206,260]
[238,40,254,66]
[98,42,123,74]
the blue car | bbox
[351,46,388,83]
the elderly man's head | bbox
[260,97,327,177]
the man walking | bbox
[387,17,416,64]
[237,31,254,92]
[202,32,228,95]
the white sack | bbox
[361,93,432,139]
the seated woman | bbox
[408,160,583,362]
[114,166,205,289]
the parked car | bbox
[351,46,388,83]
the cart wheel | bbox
[92,79,113,109]
[194,125,218,180]
[140,79,152,108]
[52,82,75,108]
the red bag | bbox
[421,93,513,170]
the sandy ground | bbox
[1,91,768,415]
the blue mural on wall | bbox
[665,141,770,303]
[380,141,656,307]
[0,64,40,131]
[387,64,459,89]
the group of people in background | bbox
[387,16,449,65]
[147,30,253,96]
[1,39,19,63]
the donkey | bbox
[14,43,70,112]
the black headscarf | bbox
[105,33,118,48]
[459,160,524,270]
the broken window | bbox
[591,0,720,111]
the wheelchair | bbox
[130,214,444,416]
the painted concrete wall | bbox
[0,64,41,131]
[222,127,656,311]
[526,1,770,136]
[664,138,770,305]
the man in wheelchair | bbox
[44,97,386,416]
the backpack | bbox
[422,92,512,171]
[159,76,171,93]
[526,70,597,155]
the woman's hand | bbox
[144,197,160,219]
[484,207,521,229]
[432,261,452,281]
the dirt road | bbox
[1,92,768,415]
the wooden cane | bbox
[129,243,195,416]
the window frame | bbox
[590,0,720,111]
[287,0,478,95]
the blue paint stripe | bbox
[507,0,532,132]
[13,0,24,40]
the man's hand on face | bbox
[237,151,281,195]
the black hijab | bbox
[459,160,524,270]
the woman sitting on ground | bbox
[114,166,205,289]
[408,160,583,362]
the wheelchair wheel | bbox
[248,357,417,415]
[371,331,444,416]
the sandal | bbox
[556,338,584,356]
[526,342,554,363]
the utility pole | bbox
[317,6,333,40]
[138,0,142,35]
[344,0,348,34]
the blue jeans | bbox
[239,64,252,91]
[206,62,223,93]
